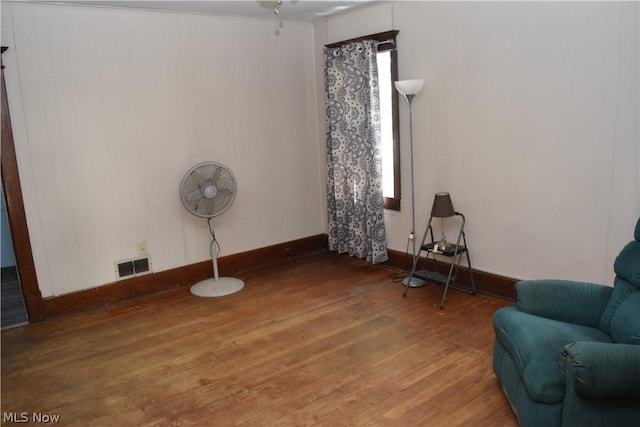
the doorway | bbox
[1,183,28,329]
[1,45,45,324]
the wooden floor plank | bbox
[1,253,517,426]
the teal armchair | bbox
[492,219,640,427]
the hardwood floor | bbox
[1,253,518,427]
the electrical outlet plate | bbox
[137,240,148,255]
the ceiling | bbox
[35,0,377,22]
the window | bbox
[326,30,401,211]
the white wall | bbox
[319,1,639,284]
[2,2,324,297]
[3,1,639,298]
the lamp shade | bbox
[431,192,455,218]
[394,79,424,96]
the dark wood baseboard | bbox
[42,234,329,319]
[38,235,514,320]
[383,248,517,301]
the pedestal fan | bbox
[180,161,244,297]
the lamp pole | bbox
[406,94,417,260]
[395,79,426,288]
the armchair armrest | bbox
[563,342,640,398]
[515,279,613,326]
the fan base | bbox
[190,277,244,298]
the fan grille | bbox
[180,162,237,218]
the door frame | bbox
[1,46,45,322]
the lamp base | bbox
[402,276,427,288]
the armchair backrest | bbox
[597,218,640,344]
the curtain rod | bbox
[377,39,395,47]
[325,30,399,49]
[325,39,395,49]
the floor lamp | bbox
[395,79,426,288]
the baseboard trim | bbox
[42,234,328,319]
[383,248,516,301]
[40,236,515,319]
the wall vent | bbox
[115,255,152,280]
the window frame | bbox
[325,30,401,211]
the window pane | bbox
[377,50,394,199]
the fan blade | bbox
[187,190,203,202]
[203,197,215,214]
[215,177,233,190]
[216,188,233,198]
[211,166,223,185]
[191,170,206,187]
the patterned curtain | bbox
[324,40,388,264]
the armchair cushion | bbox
[598,240,640,335]
[615,240,640,286]
[610,292,640,344]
